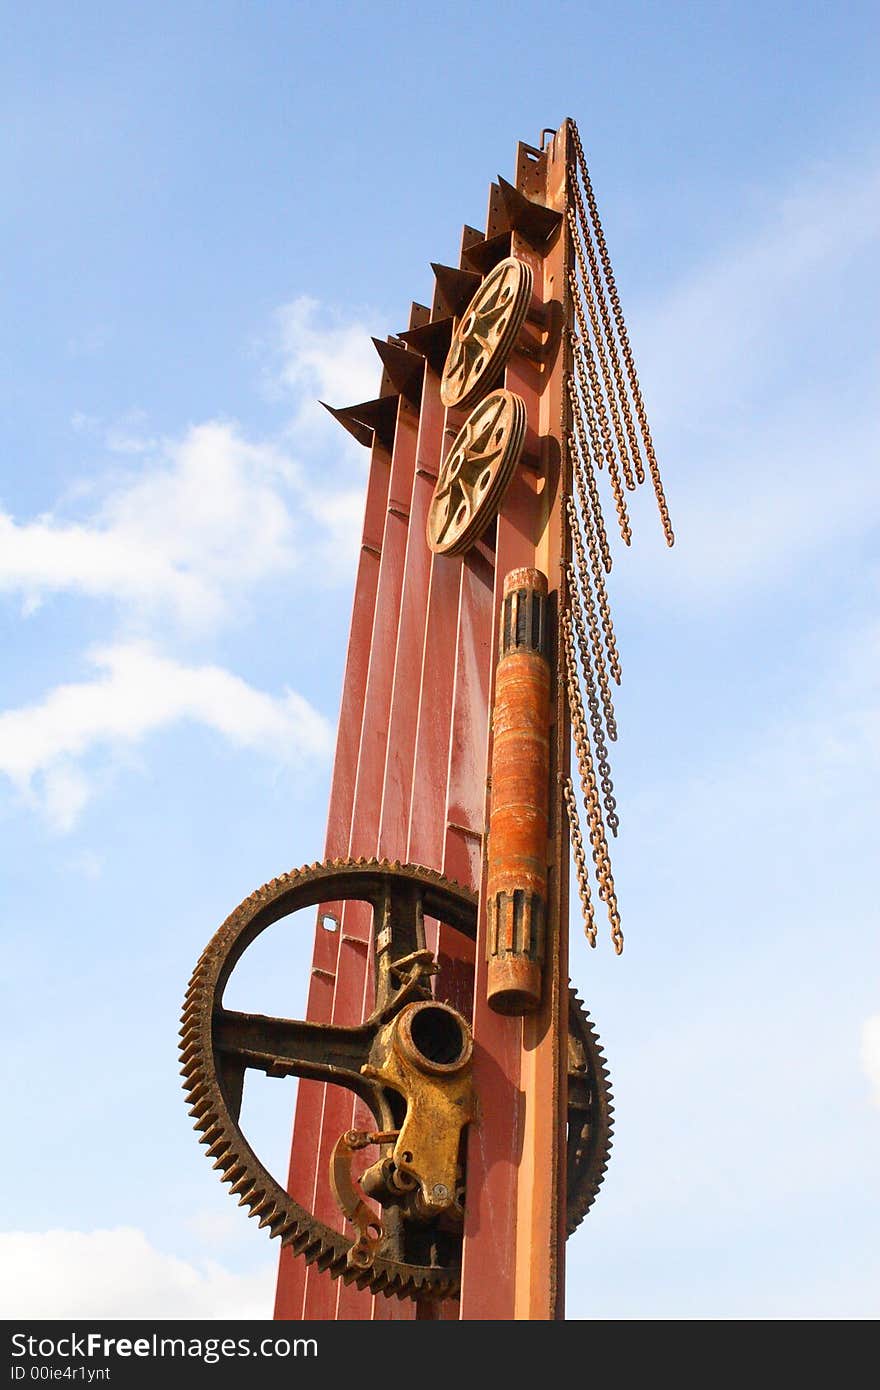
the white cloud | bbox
[0,642,332,829]
[0,423,300,629]
[2,297,385,630]
[0,1228,274,1319]
[274,295,380,428]
[42,763,93,832]
[861,1016,880,1107]
[0,296,381,829]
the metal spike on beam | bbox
[462,231,512,275]
[485,182,508,239]
[408,302,431,331]
[496,175,562,243]
[371,337,424,405]
[397,317,454,373]
[459,224,486,266]
[320,394,399,449]
[431,263,481,318]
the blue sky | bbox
[2,1,878,1319]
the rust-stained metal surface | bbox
[486,568,550,1015]
[440,255,533,409]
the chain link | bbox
[564,493,620,727]
[569,177,645,488]
[567,267,613,472]
[570,119,675,547]
[561,606,624,953]
[567,209,635,492]
[565,556,619,834]
[564,461,622,688]
[562,776,597,948]
[567,376,616,564]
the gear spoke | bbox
[213,1008,376,1091]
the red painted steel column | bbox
[369,357,449,1322]
[274,423,393,1320]
[458,131,571,1320]
[304,389,420,1320]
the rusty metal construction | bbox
[425,388,526,555]
[180,857,613,1300]
[440,255,534,409]
[183,117,670,1320]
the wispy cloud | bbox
[0,1228,274,1319]
[638,154,880,424]
[2,297,383,631]
[0,642,332,830]
[273,294,380,431]
[1,423,299,629]
[0,295,380,830]
[613,154,880,609]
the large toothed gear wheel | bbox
[180,858,612,1301]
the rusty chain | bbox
[568,179,644,487]
[565,557,619,835]
[567,209,635,492]
[561,605,624,954]
[560,116,681,956]
[562,776,597,948]
[568,289,630,541]
[564,448,622,687]
[569,118,675,547]
[566,374,616,564]
[564,493,619,736]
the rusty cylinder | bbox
[486,567,550,1015]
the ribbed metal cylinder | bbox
[486,567,550,1015]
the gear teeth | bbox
[289,1229,319,1256]
[222,1163,248,1185]
[213,1153,240,1175]
[229,1174,256,1198]
[180,855,500,1301]
[566,986,614,1237]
